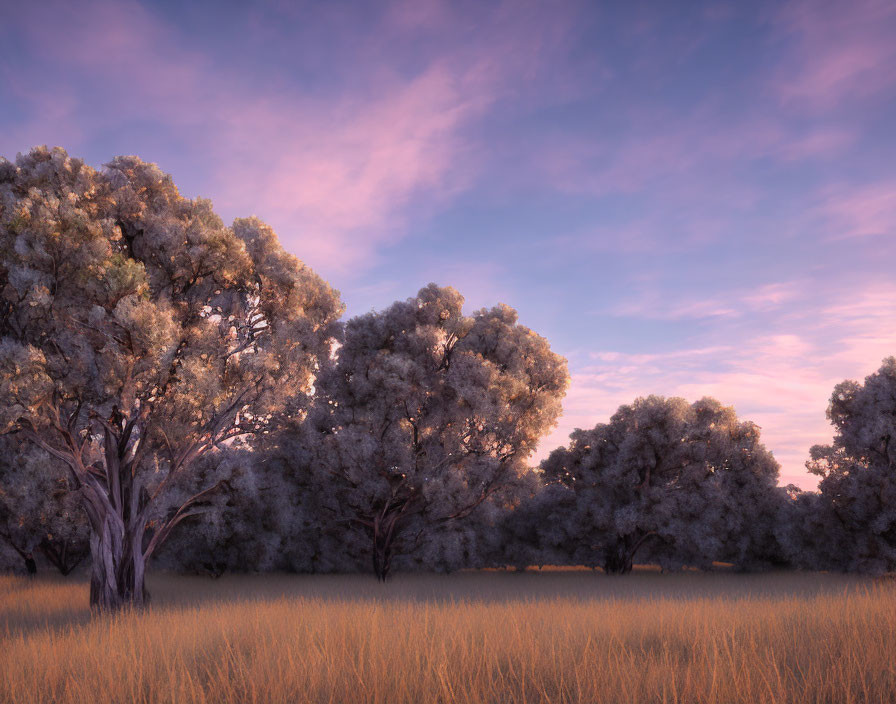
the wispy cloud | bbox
[536,110,853,204]
[816,181,896,239]
[770,0,896,107]
[0,0,581,277]
[537,281,896,489]
[605,282,802,321]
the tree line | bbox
[1,148,894,609]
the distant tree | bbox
[711,449,791,571]
[0,435,89,576]
[775,486,850,572]
[300,284,568,580]
[494,480,576,571]
[158,441,356,576]
[0,147,343,608]
[541,396,782,574]
[804,357,896,573]
[266,428,381,574]
[402,482,531,573]
[153,448,249,578]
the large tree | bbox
[301,284,568,579]
[805,357,896,573]
[541,396,782,574]
[0,147,343,608]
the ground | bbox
[2,568,895,703]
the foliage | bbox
[296,284,569,579]
[0,147,343,606]
[540,396,784,573]
[0,435,88,576]
[801,358,896,574]
[2,147,895,585]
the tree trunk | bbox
[23,408,222,609]
[366,492,413,582]
[6,542,38,577]
[87,511,148,610]
[200,560,227,579]
[603,541,634,575]
[603,532,656,575]
[40,537,88,576]
[372,522,395,581]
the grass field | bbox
[2,569,895,703]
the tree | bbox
[157,441,356,576]
[0,147,343,608]
[260,430,372,575]
[0,435,89,576]
[301,284,568,580]
[493,479,576,571]
[775,486,850,572]
[541,396,781,574]
[152,447,255,578]
[805,357,896,573]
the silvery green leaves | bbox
[539,396,783,573]
[0,147,343,607]
[795,358,896,574]
[301,283,569,579]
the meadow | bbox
[2,569,895,704]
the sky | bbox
[1,0,895,488]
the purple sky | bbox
[2,0,895,488]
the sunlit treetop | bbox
[0,146,344,608]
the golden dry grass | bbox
[2,570,895,703]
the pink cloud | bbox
[741,282,802,310]
[770,0,896,106]
[777,128,854,161]
[817,181,896,239]
[205,62,490,272]
[1,0,579,278]
[5,1,210,117]
[385,0,454,30]
[536,281,896,491]
[612,298,740,321]
[0,50,90,154]
[605,281,802,322]
[535,108,853,215]
[2,1,482,275]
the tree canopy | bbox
[0,146,343,607]
[299,283,569,579]
[0,434,88,575]
[540,396,782,573]
[804,358,896,573]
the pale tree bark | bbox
[88,507,147,608]
[23,405,227,610]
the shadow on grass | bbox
[1,567,881,638]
